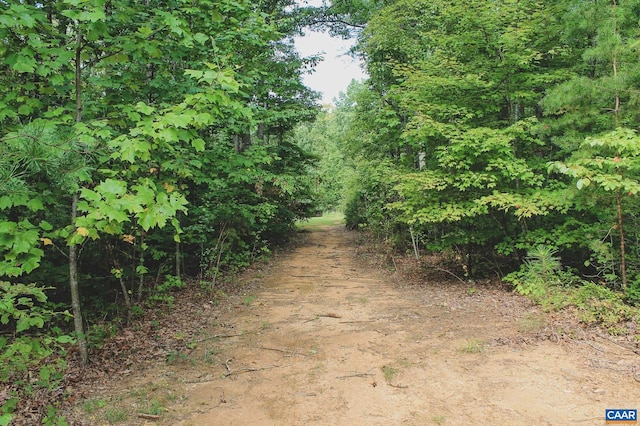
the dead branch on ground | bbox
[222,357,280,377]
[258,346,308,357]
[194,328,260,343]
[336,372,375,379]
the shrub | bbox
[0,282,73,424]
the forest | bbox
[2,0,640,423]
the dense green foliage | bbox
[0,0,322,421]
[334,0,640,310]
[295,86,361,212]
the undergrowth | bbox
[0,282,73,426]
[504,245,640,335]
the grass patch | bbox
[82,398,107,414]
[296,212,344,230]
[104,407,128,424]
[143,399,164,416]
[381,365,398,382]
[432,415,447,425]
[460,339,484,354]
[166,350,194,365]
[203,347,219,364]
[76,373,184,424]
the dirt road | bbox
[157,225,638,425]
[70,225,640,425]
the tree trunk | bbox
[175,240,181,278]
[257,122,264,142]
[107,243,133,325]
[617,190,627,289]
[137,234,146,303]
[70,22,90,364]
[611,0,626,289]
[69,193,89,364]
[75,22,83,123]
[418,152,426,170]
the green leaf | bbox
[0,222,16,234]
[0,197,12,210]
[0,413,12,426]
[16,317,30,333]
[50,74,65,86]
[193,33,209,45]
[16,10,37,28]
[576,178,590,190]
[18,104,33,115]
[56,335,75,344]
[138,26,153,37]
[0,15,14,27]
[135,102,155,115]
[164,112,192,128]
[79,9,106,23]
[96,179,127,196]
[192,138,205,152]
[39,365,51,381]
[60,9,80,20]
[26,198,44,212]
[138,211,155,231]
[6,53,37,73]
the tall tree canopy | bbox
[341,0,640,298]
